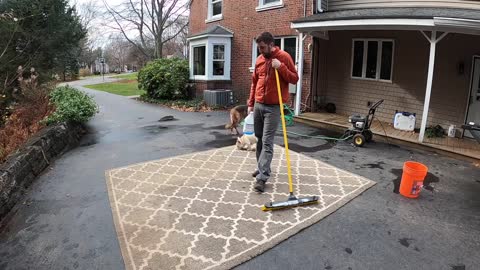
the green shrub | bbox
[45,86,98,124]
[138,58,189,100]
[425,125,445,138]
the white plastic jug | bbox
[243,112,254,135]
[448,125,456,138]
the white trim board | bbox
[187,34,233,41]
[292,19,435,30]
[292,18,480,35]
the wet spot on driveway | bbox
[361,161,385,170]
[203,131,236,148]
[423,173,440,192]
[391,169,402,194]
[207,125,227,130]
[142,125,168,134]
[287,142,333,153]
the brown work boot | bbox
[252,170,259,177]
[254,180,265,193]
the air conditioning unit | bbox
[317,0,327,13]
[203,89,233,106]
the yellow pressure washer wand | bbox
[262,69,319,211]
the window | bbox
[256,0,283,12]
[283,37,297,64]
[193,46,206,76]
[207,0,222,22]
[351,39,394,81]
[251,36,297,71]
[213,45,225,76]
[189,36,231,80]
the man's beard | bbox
[263,52,271,58]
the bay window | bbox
[189,36,231,80]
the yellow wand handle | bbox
[274,69,294,194]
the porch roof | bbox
[291,8,480,35]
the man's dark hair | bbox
[256,32,275,44]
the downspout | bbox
[304,0,306,17]
[294,0,308,116]
[295,33,305,116]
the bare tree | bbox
[75,1,104,70]
[104,35,131,72]
[162,15,188,58]
[102,0,190,60]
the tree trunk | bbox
[154,40,163,59]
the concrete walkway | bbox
[0,77,479,270]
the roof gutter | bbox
[292,17,480,34]
[434,17,480,30]
[291,18,435,31]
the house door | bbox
[466,56,480,137]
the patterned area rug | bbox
[105,145,375,270]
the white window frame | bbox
[206,0,223,23]
[250,36,298,72]
[212,44,226,77]
[351,38,395,83]
[191,43,207,80]
[256,0,284,12]
[189,37,231,81]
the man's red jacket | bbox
[248,46,299,107]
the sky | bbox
[68,0,190,49]
[68,0,126,48]
[70,0,123,7]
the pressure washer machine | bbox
[345,99,384,147]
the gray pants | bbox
[254,103,280,183]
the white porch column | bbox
[295,32,305,116]
[419,31,448,143]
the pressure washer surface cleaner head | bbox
[262,193,319,211]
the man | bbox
[247,32,299,193]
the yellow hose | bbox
[275,69,294,194]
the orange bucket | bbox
[399,161,428,198]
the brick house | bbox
[187,0,314,110]
[188,1,480,157]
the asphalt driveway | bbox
[0,76,479,270]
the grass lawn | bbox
[111,72,138,80]
[84,79,144,96]
[80,73,113,79]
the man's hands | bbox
[248,106,254,114]
[272,58,281,69]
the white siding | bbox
[329,0,480,11]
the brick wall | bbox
[314,30,480,129]
[189,0,313,107]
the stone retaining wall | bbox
[0,122,84,221]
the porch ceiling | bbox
[291,8,480,35]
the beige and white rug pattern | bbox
[105,145,375,270]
